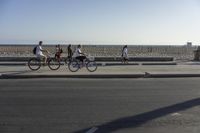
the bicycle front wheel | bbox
[86,61,97,72]
[68,60,79,72]
[64,58,72,68]
[48,58,60,70]
[64,58,69,65]
[28,58,41,71]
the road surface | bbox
[0,78,200,133]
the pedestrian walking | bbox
[67,44,73,61]
[122,45,128,64]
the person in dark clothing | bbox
[67,44,73,61]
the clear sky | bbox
[0,0,200,45]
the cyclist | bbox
[74,45,86,64]
[36,41,49,64]
[55,44,63,61]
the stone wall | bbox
[0,44,197,60]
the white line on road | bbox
[85,127,98,133]
[171,112,181,116]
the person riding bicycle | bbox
[74,45,86,63]
[55,44,63,61]
[36,41,49,64]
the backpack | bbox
[33,46,37,55]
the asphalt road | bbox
[0,78,200,133]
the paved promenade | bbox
[1,61,200,78]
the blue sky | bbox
[0,0,200,45]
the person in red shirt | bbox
[55,44,63,61]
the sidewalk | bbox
[1,62,200,78]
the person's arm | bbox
[40,47,49,53]
[78,49,85,56]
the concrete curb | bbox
[0,74,144,79]
[0,63,27,66]
[147,74,200,78]
[1,73,200,79]
[142,62,177,65]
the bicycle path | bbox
[1,63,200,78]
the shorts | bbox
[36,53,46,58]
[123,57,128,60]
[76,56,86,62]
[55,53,61,59]
[122,57,128,61]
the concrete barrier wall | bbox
[0,44,197,60]
[0,57,174,62]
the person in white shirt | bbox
[36,41,49,64]
[74,45,86,63]
[122,45,128,64]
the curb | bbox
[147,74,200,78]
[0,63,27,66]
[1,73,200,79]
[0,74,144,79]
[142,62,177,65]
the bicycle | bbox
[68,57,97,72]
[28,54,61,71]
[64,56,73,65]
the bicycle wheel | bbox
[68,60,79,72]
[48,58,60,70]
[64,58,69,65]
[28,58,41,71]
[64,58,72,68]
[86,61,97,72]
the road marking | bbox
[171,113,181,116]
[86,127,98,133]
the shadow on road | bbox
[73,97,200,133]
[1,70,33,75]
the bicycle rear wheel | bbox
[64,57,72,68]
[86,61,97,72]
[48,58,60,70]
[64,57,69,65]
[28,58,41,71]
[68,60,79,72]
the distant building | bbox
[186,42,192,47]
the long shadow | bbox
[73,98,200,133]
[2,70,33,75]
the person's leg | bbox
[40,54,47,64]
[80,56,87,64]
[75,56,80,61]
[57,53,61,61]
[76,56,84,67]
[69,56,72,62]
[125,57,128,64]
[55,53,58,59]
[122,57,125,63]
